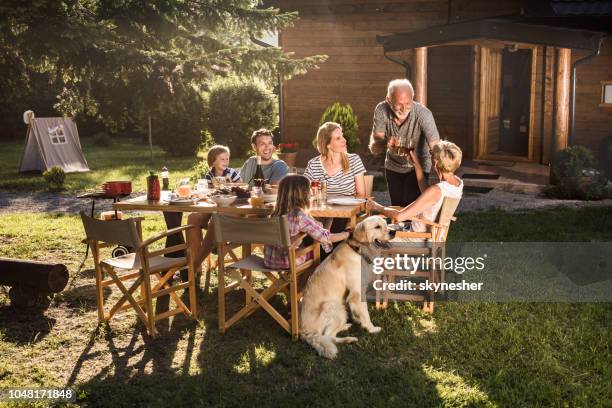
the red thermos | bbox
[147,171,160,200]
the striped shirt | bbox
[303,154,366,196]
[264,209,333,270]
[370,101,440,173]
[204,167,241,183]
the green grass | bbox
[0,139,245,193]
[1,207,611,407]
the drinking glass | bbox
[176,178,192,199]
[249,186,264,208]
[213,176,227,188]
[287,167,298,175]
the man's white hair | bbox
[386,79,414,99]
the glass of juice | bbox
[249,186,264,208]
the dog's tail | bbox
[300,332,339,359]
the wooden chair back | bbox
[212,214,291,248]
[364,174,374,197]
[80,212,141,248]
[433,197,460,242]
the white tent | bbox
[19,112,89,173]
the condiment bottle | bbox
[147,171,160,201]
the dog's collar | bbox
[346,235,373,264]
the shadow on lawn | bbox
[0,305,56,344]
[68,289,444,407]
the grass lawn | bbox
[1,207,611,407]
[0,139,246,193]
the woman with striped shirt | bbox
[303,122,366,197]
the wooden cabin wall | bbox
[427,46,472,159]
[572,38,612,153]
[276,0,523,155]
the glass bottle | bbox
[161,166,169,190]
[253,155,265,186]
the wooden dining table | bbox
[113,195,365,311]
[113,195,366,258]
[113,195,366,228]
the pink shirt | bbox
[264,209,333,270]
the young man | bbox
[369,79,440,206]
[240,128,288,185]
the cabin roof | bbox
[377,17,607,52]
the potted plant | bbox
[278,142,299,167]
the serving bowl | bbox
[210,194,237,207]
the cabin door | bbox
[477,46,537,161]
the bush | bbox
[43,166,66,191]
[543,145,611,200]
[207,77,278,158]
[154,88,208,156]
[318,102,359,152]
[92,132,111,147]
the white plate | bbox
[168,198,198,205]
[326,197,366,206]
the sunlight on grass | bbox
[414,318,438,337]
[422,364,494,407]
[233,344,277,374]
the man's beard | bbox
[394,110,409,120]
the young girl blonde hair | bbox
[315,122,350,173]
[271,175,311,217]
[431,140,462,173]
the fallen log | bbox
[0,258,69,293]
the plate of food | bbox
[326,197,366,206]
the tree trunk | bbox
[0,258,69,293]
[148,113,153,163]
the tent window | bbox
[48,125,67,144]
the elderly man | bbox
[240,128,288,185]
[369,78,440,206]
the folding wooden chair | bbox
[212,213,320,340]
[80,212,197,337]
[376,197,460,313]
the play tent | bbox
[19,111,89,173]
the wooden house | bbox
[272,0,612,184]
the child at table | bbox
[265,175,349,270]
[187,145,240,275]
[366,140,463,241]
[204,145,241,184]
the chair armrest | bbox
[290,232,308,249]
[295,242,320,258]
[140,225,194,248]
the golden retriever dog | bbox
[300,216,394,359]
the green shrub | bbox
[154,87,208,156]
[543,145,611,200]
[318,102,359,152]
[190,160,209,183]
[92,132,111,147]
[207,77,278,158]
[42,166,66,191]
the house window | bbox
[601,81,612,108]
[48,125,67,144]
